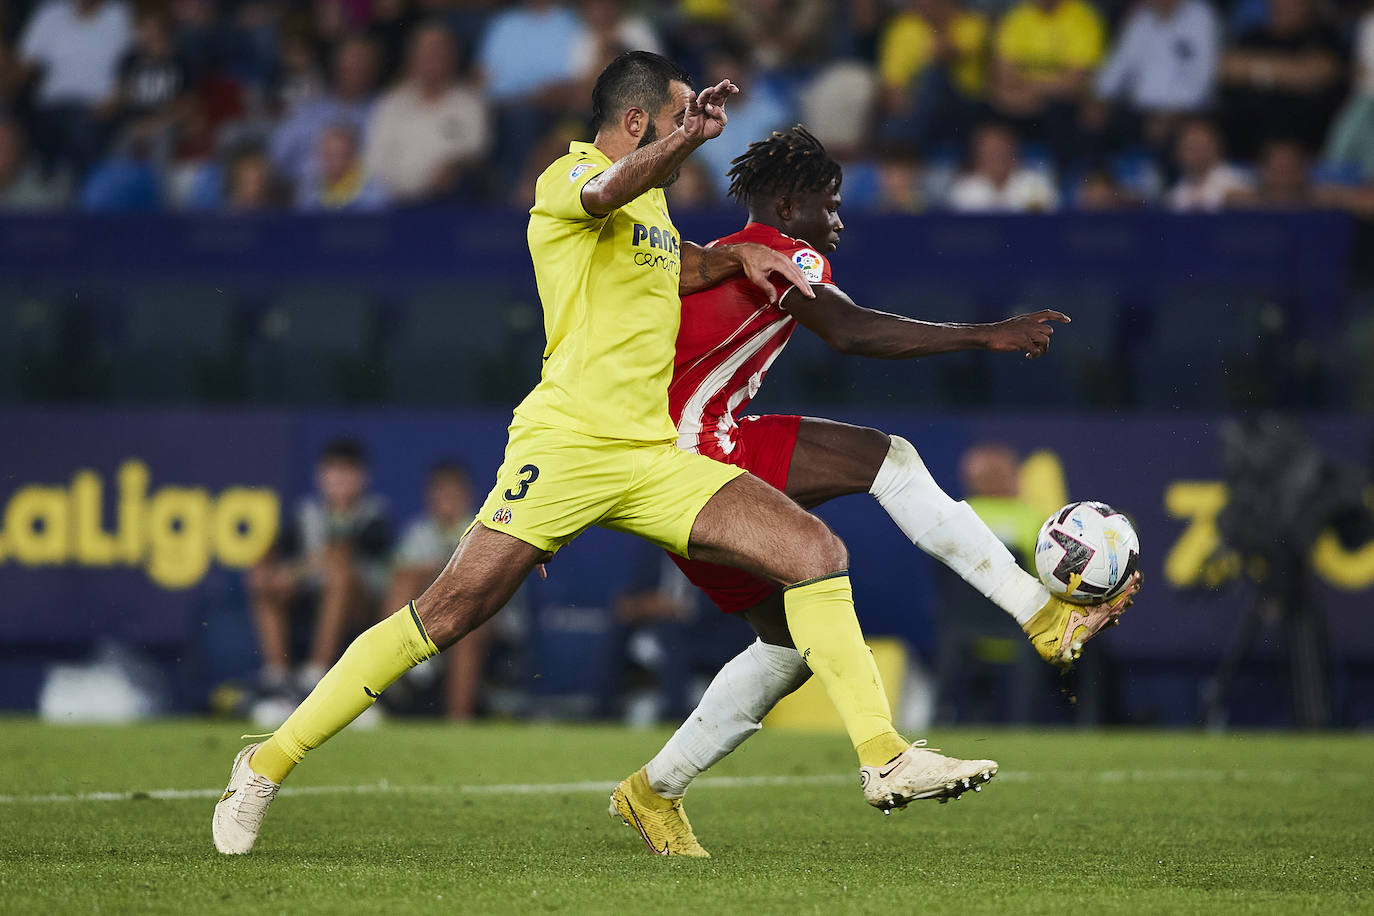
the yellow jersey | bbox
[995,0,1104,80]
[514,141,683,443]
[879,11,990,99]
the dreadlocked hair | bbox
[726,125,842,204]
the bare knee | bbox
[788,517,848,583]
[858,426,893,458]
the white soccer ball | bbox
[1034,501,1140,605]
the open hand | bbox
[682,79,738,145]
[734,242,816,305]
[985,309,1071,359]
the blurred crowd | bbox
[4,0,1374,215]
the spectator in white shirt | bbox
[18,0,132,108]
[363,21,490,203]
[1324,9,1374,179]
[17,0,133,176]
[1167,117,1253,211]
[1095,0,1217,113]
[1082,0,1219,158]
[946,122,1059,211]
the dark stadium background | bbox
[2,0,1373,729]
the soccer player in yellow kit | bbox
[213,51,996,857]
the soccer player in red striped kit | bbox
[609,126,1141,856]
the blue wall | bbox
[2,407,1372,723]
[0,209,1360,409]
[1,208,1369,722]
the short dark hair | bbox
[590,50,692,132]
[320,437,367,467]
[726,124,842,204]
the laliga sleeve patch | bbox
[792,248,825,283]
[568,162,595,182]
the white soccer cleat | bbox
[212,742,280,855]
[860,740,997,813]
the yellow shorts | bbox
[473,420,745,557]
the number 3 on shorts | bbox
[503,464,540,501]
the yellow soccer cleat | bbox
[1024,571,1142,668]
[608,768,710,858]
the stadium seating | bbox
[249,284,380,402]
[384,284,543,405]
[0,289,64,402]
[985,282,1126,408]
[1138,283,1280,409]
[107,283,240,402]
[855,281,984,407]
[752,320,849,408]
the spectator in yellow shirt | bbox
[878,0,990,150]
[990,0,1105,161]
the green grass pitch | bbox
[1,720,1370,914]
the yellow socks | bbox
[250,603,440,783]
[856,733,910,767]
[782,573,908,767]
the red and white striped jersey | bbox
[669,222,833,459]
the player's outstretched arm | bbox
[581,80,738,217]
[786,285,1071,360]
[680,241,815,304]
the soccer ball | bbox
[1034,501,1140,605]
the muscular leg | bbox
[383,561,494,719]
[784,418,890,508]
[789,418,1051,626]
[250,525,542,783]
[413,525,543,648]
[687,473,847,582]
[687,474,907,766]
[417,531,543,719]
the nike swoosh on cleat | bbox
[624,799,669,855]
[219,789,236,803]
[363,686,380,699]
[877,758,907,779]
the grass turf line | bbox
[0,720,1370,915]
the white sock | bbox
[645,639,810,798]
[869,435,1050,626]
